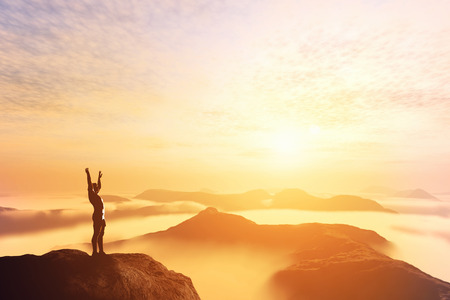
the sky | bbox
[1,0,450,195]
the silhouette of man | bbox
[85,168,106,256]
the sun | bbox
[270,129,302,155]
[309,124,321,135]
[265,125,320,157]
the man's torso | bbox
[88,189,105,220]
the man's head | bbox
[93,183,99,194]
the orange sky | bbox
[1,0,450,195]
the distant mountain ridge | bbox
[0,206,16,212]
[135,188,395,213]
[394,188,439,200]
[362,186,440,201]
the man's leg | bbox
[92,222,100,256]
[98,220,106,254]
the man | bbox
[85,168,106,256]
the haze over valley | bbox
[2,188,450,299]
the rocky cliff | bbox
[0,249,200,300]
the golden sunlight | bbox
[308,124,321,135]
[269,129,302,155]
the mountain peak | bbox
[198,206,219,215]
[173,207,256,229]
[161,207,257,243]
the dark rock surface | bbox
[0,249,200,300]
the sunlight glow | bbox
[308,125,321,135]
[270,129,302,155]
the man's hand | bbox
[85,168,89,173]
[98,171,103,178]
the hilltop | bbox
[106,207,389,252]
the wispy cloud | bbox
[1,0,449,192]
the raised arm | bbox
[85,168,92,190]
[97,171,102,191]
